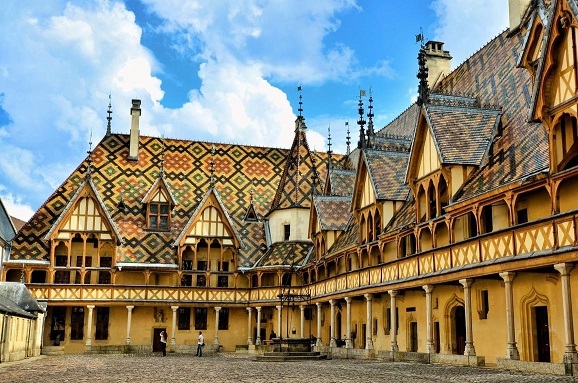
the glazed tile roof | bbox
[435,28,550,202]
[376,103,419,140]
[424,98,501,166]
[10,134,334,268]
[326,169,356,197]
[312,196,352,231]
[254,241,313,268]
[385,197,416,233]
[364,149,410,201]
[322,216,358,260]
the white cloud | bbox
[0,187,35,221]
[431,0,509,67]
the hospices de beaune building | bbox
[5,0,578,375]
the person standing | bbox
[196,331,204,357]
[160,330,167,357]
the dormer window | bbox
[148,202,169,230]
[284,224,291,241]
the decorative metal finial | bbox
[106,93,112,136]
[250,189,254,203]
[357,90,367,149]
[416,28,429,106]
[311,150,319,196]
[297,85,303,118]
[210,144,216,187]
[86,128,93,178]
[327,125,333,169]
[345,121,351,156]
[367,88,375,148]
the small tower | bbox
[327,125,333,170]
[345,121,351,156]
[366,89,375,148]
[423,41,452,89]
[417,46,429,106]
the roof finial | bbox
[86,128,93,179]
[298,85,303,118]
[416,28,429,106]
[106,93,112,136]
[311,149,319,196]
[327,124,333,170]
[159,134,165,177]
[357,89,367,149]
[367,88,375,148]
[210,144,216,187]
[345,121,351,156]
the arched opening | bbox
[453,306,466,355]
[514,187,551,224]
[433,221,450,247]
[368,212,374,242]
[428,180,436,219]
[417,185,427,222]
[360,215,367,244]
[452,212,477,242]
[439,176,449,213]
[399,233,416,258]
[554,114,578,172]
[31,270,47,284]
[418,227,433,252]
[374,210,382,237]
[558,176,578,213]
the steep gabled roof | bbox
[268,117,323,214]
[174,186,243,249]
[365,149,411,201]
[322,216,359,260]
[0,198,16,244]
[312,196,352,231]
[43,176,123,244]
[325,168,356,197]
[424,94,501,166]
[141,176,177,205]
[252,240,313,269]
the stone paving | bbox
[2,353,578,383]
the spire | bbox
[357,90,367,149]
[345,121,351,156]
[327,124,333,170]
[311,150,319,196]
[209,144,216,187]
[417,45,429,106]
[295,86,306,132]
[367,88,375,148]
[86,128,93,179]
[106,93,112,136]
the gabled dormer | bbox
[309,195,351,261]
[407,94,501,223]
[518,9,545,80]
[141,177,177,231]
[522,1,578,173]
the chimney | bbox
[129,99,141,161]
[424,41,452,89]
[508,0,531,32]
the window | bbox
[55,255,67,267]
[50,307,66,341]
[219,261,229,272]
[217,276,228,288]
[197,261,208,271]
[98,271,111,285]
[517,208,528,224]
[183,260,193,270]
[70,307,85,340]
[148,202,170,230]
[178,308,191,330]
[218,308,229,330]
[197,275,206,287]
[284,224,291,241]
[482,205,493,234]
[95,307,110,340]
[100,257,112,268]
[181,274,192,286]
[281,273,291,286]
[195,308,207,330]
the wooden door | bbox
[454,306,466,355]
[535,306,551,363]
[152,328,165,352]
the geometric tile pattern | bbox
[312,196,351,231]
[10,134,333,268]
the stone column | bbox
[459,279,476,356]
[365,293,373,350]
[554,263,578,364]
[246,307,253,345]
[499,272,520,359]
[86,305,95,347]
[255,307,262,345]
[170,306,178,350]
[329,299,337,347]
[388,290,398,351]
[316,302,322,347]
[300,304,305,338]
[125,305,134,346]
[345,297,353,348]
[276,305,282,337]
[423,285,434,353]
[214,307,221,345]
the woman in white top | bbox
[160,330,167,357]
[196,331,204,357]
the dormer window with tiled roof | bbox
[141,178,176,231]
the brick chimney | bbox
[129,99,141,161]
[509,0,531,32]
[424,41,452,89]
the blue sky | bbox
[0,0,508,220]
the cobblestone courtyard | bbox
[2,354,578,382]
